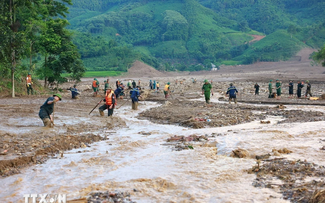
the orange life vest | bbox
[105,92,116,106]
[92,80,98,87]
[26,76,32,84]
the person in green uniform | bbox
[276,79,282,98]
[92,78,99,96]
[202,79,213,104]
[268,80,273,98]
[104,79,110,94]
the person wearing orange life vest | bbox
[164,82,170,99]
[99,88,117,117]
[92,78,99,96]
[26,73,34,95]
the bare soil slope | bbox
[126,60,166,78]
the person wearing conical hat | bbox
[202,79,213,104]
[39,94,62,127]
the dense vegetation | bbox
[1,0,325,96]
[0,0,85,97]
[65,0,325,71]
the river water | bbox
[1,100,325,203]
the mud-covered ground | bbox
[0,96,126,178]
[139,92,325,129]
[1,59,325,202]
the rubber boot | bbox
[99,109,104,116]
[229,98,231,104]
[42,118,51,127]
[132,103,135,110]
[235,98,237,104]
[135,102,138,110]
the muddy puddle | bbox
[0,97,325,202]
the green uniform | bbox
[104,82,109,93]
[202,83,212,103]
[268,82,273,97]
[276,82,281,96]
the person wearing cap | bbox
[268,80,273,98]
[38,94,62,127]
[164,82,171,99]
[288,80,294,98]
[305,80,312,97]
[69,85,80,99]
[254,83,260,95]
[26,73,34,95]
[104,79,110,93]
[99,88,116,117]
[226,83,239,104]
[92,78,99,96]
[202,79,213,104]
[276,79,282,99]
[297,80,304,98]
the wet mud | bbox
[1,75,325,202]
[249,158,325,203]
[138,99,325,128]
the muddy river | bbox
[0,94,325,202]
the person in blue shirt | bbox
[130,86,142,110]
[39,94,62,127]
[114,83,125,99]
[226,83,239,104]
[70,85,80,99]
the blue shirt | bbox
[70,88,79,98]
[130,88,140,101]
[114,87,122,96]
[40,97,55,115]
[226,86,238,96]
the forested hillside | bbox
[67,0,325,71]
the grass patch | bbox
[221,60,241,66]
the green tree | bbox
[0,0,43,97]
[287,24,297,38]
[313,45,325,67]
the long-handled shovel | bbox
[117,98,130,109]
[51,103,55,127]
[89,99,103,115]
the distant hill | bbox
[67,0,325,71]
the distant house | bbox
[211,63,219,71]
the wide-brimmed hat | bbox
[53,93,62,101]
